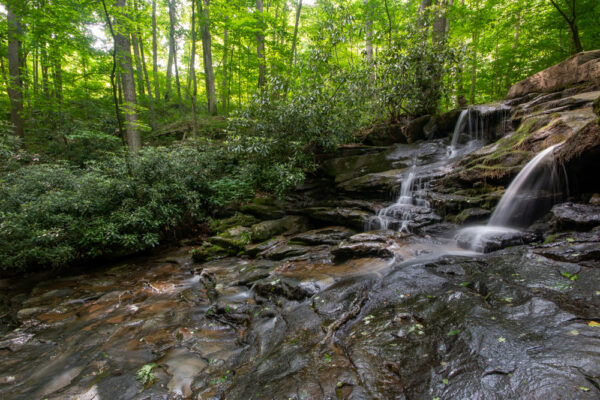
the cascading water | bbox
[456,143,565,252]
[448,105,511,158]
[368,158,431,233]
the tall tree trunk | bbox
[115,0,141,151]
[41,44,50,97]
[198,0,217,115]
[433,0,449,45]
[166,0,177,101]
[364,0,373,63]
[139,31,156,130]
[190,0,198,138]
[7,6,24,139]
[52,53,63,104]
[383,0,393,46]
[256,0,266,90]
[221,20,229,114]
[470,30,478,105]
[132,33,146,98]
[290,0,302,67]
[152,0,160,100]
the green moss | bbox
[190,242,235,263]
[209,213,259,234]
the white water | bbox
[457,143,564,252]
[369,161,430,233]
[489,143,563,226]
[448,105,511,158]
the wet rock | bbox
[456,227,537,253]
[331,231,406,261]
[253,276,316,301]
[301,206,372,230]
[259,243,312,261]
[336,169,402,198]
[240,197,287,219]
[207,226,252,252]
[361,123,406,146]
[190,243,234,263]
[250,216,310,243]
[551,202,600,231]
[209,213,259,234]
[0,331,34,351]
[319,148,396,183]
[589,193,600,205]
[507,50,600,99]
[243,238,284,258]
[423,109,462,139]
[404,115,432,143]
[16,307,47,321]
[455,208,492,224]
[289,226,356,245]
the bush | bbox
[0,143,253,272]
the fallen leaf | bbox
[498,337,506,343]
[588,321,600,328]
[568,329,579,336]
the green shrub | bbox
[0,143,253,272]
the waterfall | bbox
[448,105,511,158]
[368,160,430,233]
[488,143,563,227]
[456,143,564,252]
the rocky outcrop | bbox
[551,203,600,231]
[507,50,600,99]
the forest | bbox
[1,1,600,397]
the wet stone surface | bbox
[0,231,599,400]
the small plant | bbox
[136,363,156,385]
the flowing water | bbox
[448,105,511,158]
[457,143,564,252]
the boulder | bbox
[259,243,312,261]
[190,242,235,263]
[319,149,397,184]
[424,109,462,139]
[550,202,600,231]
[289,226,356,246]
[455,226,538,253]
[404,115,431,143]
[336,169,403,197]
[332,230,407,261]
[507,50,600,99]
[210,213,260,234]
[362,123,406,146]
[241,197,287,219]
[454,208,492,224]
[300,207,372,230]
[250,216,310,243]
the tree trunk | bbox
[190,0,198,138]
[7,6,24,139]
[364,0,373,63]
[132,33,146,98]
[52,53,63,103]
[290,0,302,67]
[41,44,50,97]
[139,32,156,130]
[221,20,229,114]
[383,0,392,46]
[256,0,267,90]
[470,30,478,105]
[115,0,141,151]
[549,0,583,54]
[198,0,217,115]
[152,0,160,100]
[166,0,177,101]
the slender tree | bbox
[256,0,266,90]
[152,0,160,100]
[114,0,141,151]
[364,0,373,63]
[6,4,24,139]
[199,0,217,115]
[290,0,302,67]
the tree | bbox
[199,0,217,115]
[6,4,24,140]
[290,0,302,67]
[152,0,160,100]
[549,0,583,53]
[114,0,141,151]
[256,0,266,90]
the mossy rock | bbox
[208,226,252,252]
[241,197,287,219]
[190,243,234,263]
[250,216,310,243]
[210,213,260,234]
